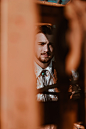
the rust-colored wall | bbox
[1,0,39,129]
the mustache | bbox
[41,52,51,55]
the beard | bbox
[38,56,52,63]
[36,52,53,64]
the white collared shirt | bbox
[34,60,58,102]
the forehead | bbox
[35,33,53,43]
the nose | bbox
[44,44,49,52]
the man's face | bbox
[35,33,54,64]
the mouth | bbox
[41,53,50,58]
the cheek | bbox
[35,46,42,55]
[35,44,39,52]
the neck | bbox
[35,58,51,69]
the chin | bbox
[41,58,51,63]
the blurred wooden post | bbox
[1,0,39,129]
[85,37,86,127]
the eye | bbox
[39,42,46,46]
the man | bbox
[34,25,58,129]
[34,25,58,102]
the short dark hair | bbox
[36,25,54,35]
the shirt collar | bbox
[34,60,53,78]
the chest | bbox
[37,74,54,89]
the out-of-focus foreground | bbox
[1,0,39,129]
